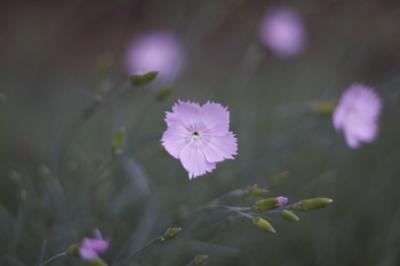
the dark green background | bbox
[1,1,400,265]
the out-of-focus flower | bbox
[79,229,109,261]
[161,100,238,179]
[126,32,184,82]
[333,84,382,149]
[259,8,305,57]
[276,196,288,206]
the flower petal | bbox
[200,102,230,136]
[179,142,216,179]
[203,131,238,163]
[332,104,346,131]
[79,246,98,260]
[92,239,109,253]
[166,100,201,128]
[161,123,190,159]
[345,118,377,142]
[344,130,360,149]
[81,237,109,253]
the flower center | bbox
[192,131,200,139]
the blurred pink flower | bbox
[126,32,184,82]
[276,196,288,206]
[79,229,109,261]
[161,100,238,179]
[259,8,305,57]
[333,84,382,149]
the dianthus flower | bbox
[333,84,382,148]
[79,229,109,261]
[161,101,238,179]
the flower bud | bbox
[89,258,108,266]
[191,254,209,265]
[253,196,288,212]
[276,196,288,206]
[242,184,269,199]
[111,128,125,155]
[130,71,158,86]
[293,197,333,211]
[280,210,300,222]
[156,87,173,101]
[252,217,276,233]
[66,243,80,257]
[160,227,182,242]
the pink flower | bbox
[125,32,184,82]
[259,8,305,57]
[161,100,238,179]
[276,196,288,206]
[79,229,109,261]
[333,84,382,149]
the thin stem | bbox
[55,80,133,171]
[93,154,115,181]
[40,252,66,266]
[131,237,161,256]
[264,203,298,214]
[208,189,245,205]
[221,206,253,219]
[38,240,47,266]
[115,237,161,266]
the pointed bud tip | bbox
[293,197,334,211]
[252,217,276,234]
[281,209,300,222]
[160,227,182,242]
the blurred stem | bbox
[190,205,252,219]
[40,251,66,266]
[38,240,47,266]
[114,236,161,266]
[131,237,162,256]
[56,81,134,171]
[93,154,115,181]
[257,203,299,217]
[208,189,245,205]
[220,206,252,219]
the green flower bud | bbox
[242,184,269,200]
[130,71,158,86]
[253,197,282,212]
[281,210,300,222]
[191,254,209,265]
[252,217,276,233]
[160,227,182,242]
[293,197,333,211]
[66,243,80,257]
[156,87,173,101]
[111,128,125,155]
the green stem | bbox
[114,237,161,266]
[40,252,66,266]
[38,240,47,266]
